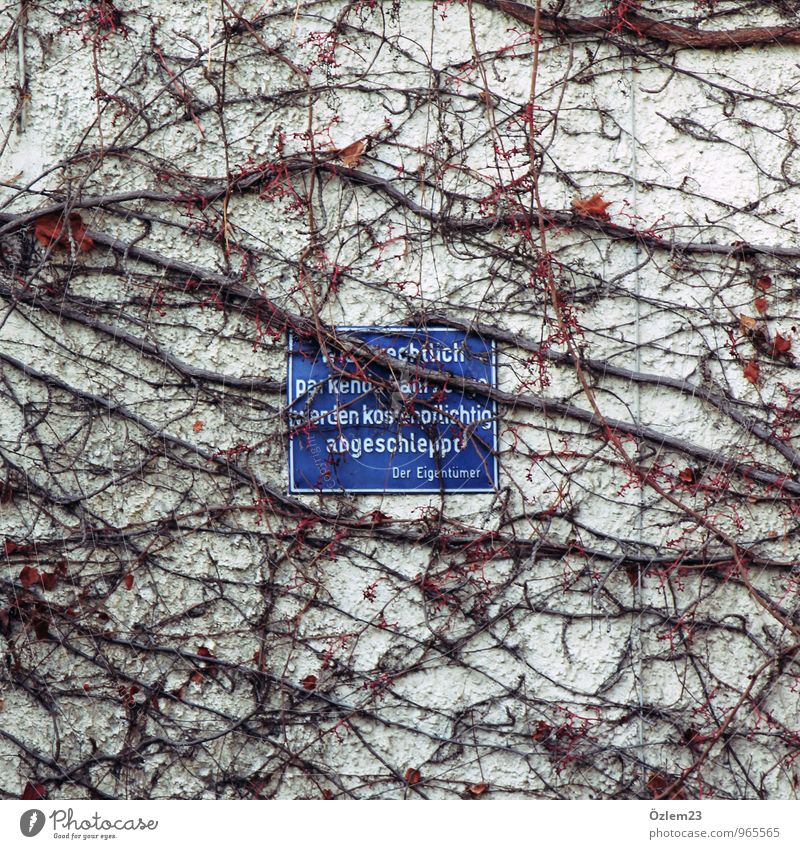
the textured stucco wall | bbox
[1,0,800,799]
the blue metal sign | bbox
[287,327,497,493]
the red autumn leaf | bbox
[624,563,639,587]
[192,420,204,432]
[571,193,612,221]
[3,539,30,554]
[754,296,768,314]
[123,573,134,590]
[33,213,64,247]
[743,360,760,385]
[33,211,94,252]
[337,140,366,168]
[404,767,422,785]
[249,778,268,798]
[678,467,697,484]
[302,674,317,691]
[772,332,792,356]
[321,789,334,799]
[40,572,58,591]
[466,782,488,796]
[756,275,772,291]
[118,685,139,704]
[532,720,552,741]
[190,671,204,684]
[646,771,688,800]
[21,781,47,800]
[197,645,214,658]
[19,565,40,588]
[647,771,669,796]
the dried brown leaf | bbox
[338,140,366,168]
[571,192,612,221]
[466,782,488,796]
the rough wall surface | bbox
[1,0,800,799]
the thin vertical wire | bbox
[628,51,647,797]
